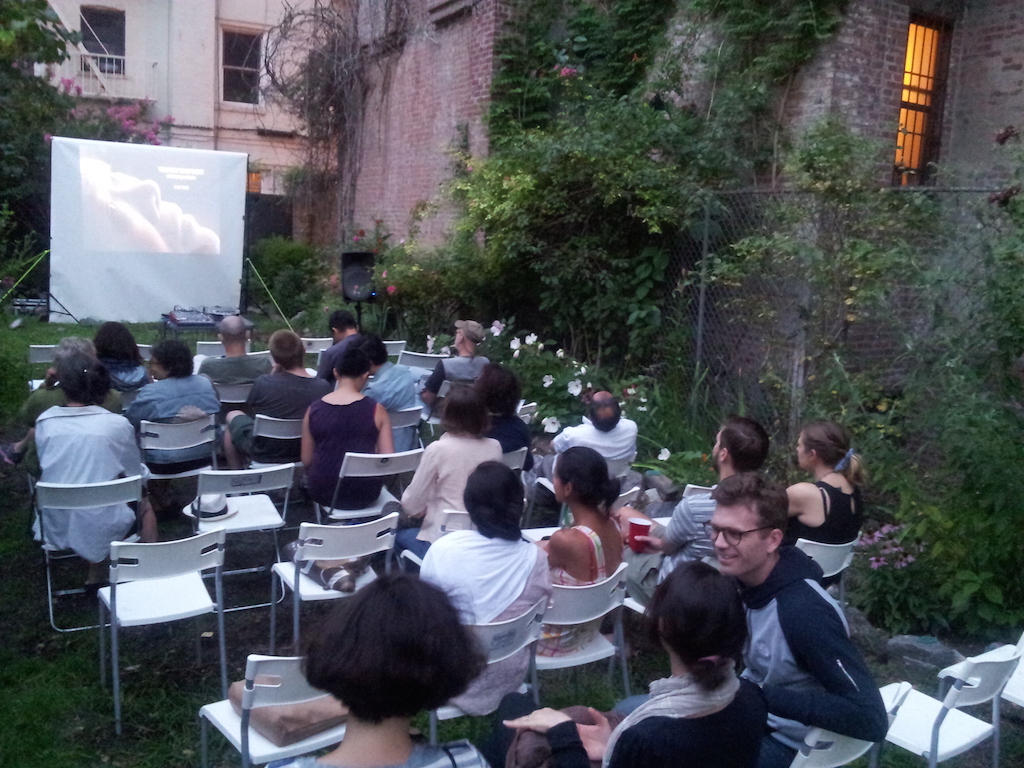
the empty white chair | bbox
[199,654,346,768]
[1000,632,1024,707]
[138,416,218,480]
[28,344,58,364]
[794,537,857,605]
[535,562,630,699]
[383,339,407,358]
[880,648,1023,768]
[517,401,538,425]
[269,512,398,653]
[35,475,144,632]
[317,449,424,523]
[429,598,548,744]
[99,529,227,735]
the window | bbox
[893,17,951,185]
[223,31,262,104]
[80,7,126,75]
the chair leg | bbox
[993,697,1001,768]
[98,601,107,687]
[200,714,210,768]
[429,710,438,746]
[269,574,278,655]
[111,617,122,735]
[530,653,540,706]
[615,614,631,698]
[215,570,228,699]
[867,742,882,768]
[292,585,301,653]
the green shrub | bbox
[249,237,326,320]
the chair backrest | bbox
[240,654,334,710]
[109,529,225,583]
[502,447,529,471]
[794,538,857,579]
[397,350,448,368]
[195,464,296,498]
[683,483,714,499]
[28,344,57,364]
[137,344,152,361]
[35,475,143,510]
[196,339,252,356]
[383,340,407,357]
[139,415,218,451]
[517,401,537,425]
[389,406,423,430]
[436,379,453,399]
[248,350,271,361]
[294,512,398,561]
[543,561,628,626]
[944,651,1024,708]
[612,485,641,510]
[301,337,333,355]
[338,449,424,480]
[790,727,875,768]
[605,455,634,480]
[440,509,473,534]
[215,382,254,406]
[470,597,548,664]
[252,415,304,440]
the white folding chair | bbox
[683,483,714,498]
[301,337,333,357]
[425,379,454,429]
[879,649,1023,768]
[439,509,473,534]
[612,485,641,511]
[397,350,449,369]
[200,654,347,768]
[269,513,399,653]
[197,339,252,357]
[794,537,857,605]
[429,598,548,744]
[517,401,538,425]
[535,562,630,699]
[215,382,254,409]
[384,339,407,358]
[317,449,424,523]
[389,405,424,450]
[248,415,305,468]
[999,632,1024,707]
[34,475,144,632]
[28,344,57,364]
[99,530,227,735]
[139,416,218,479]
[502,447,529,472]
[137,344,152,361]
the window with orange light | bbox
[894,17,951,185]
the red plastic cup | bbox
[628,518,652,553]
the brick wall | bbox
[353,0,509,244]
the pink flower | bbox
[869,557,886,570]
[381,270,387,279]
[386,285,396,295]
[353,236,360,242]
[43,133,53,143]
[559,67,578,78]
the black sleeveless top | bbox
[784,482,863,545]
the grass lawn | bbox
[1,317,1023,767]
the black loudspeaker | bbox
[340,251,376,302]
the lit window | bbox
[223,31,262,104]
[894,18,950,185]
[81,7,125,75]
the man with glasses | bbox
[710,472,887,768]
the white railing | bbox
[38,52,157,100]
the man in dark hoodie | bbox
[708,472,888,768]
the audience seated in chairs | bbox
[357,333,419,452]
[301,347,394,512]
[537,446,623,657]
[196,315,270,386]
[488,561,766,768]
[94,321,150,394]
[394,385,502,563]
[223,329,332,468]
[34,352,156,588]
[270,574,490,768]
[477,363,534,473]
[421,461,552,715]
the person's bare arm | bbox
[375,404,394,453]
[300,409,314,467]
[787,482,825,526]
[546,528,588,577]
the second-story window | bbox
[81,7,126,75]
[223,31,262,104]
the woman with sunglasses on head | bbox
[497,561,765,768]
[784,420,864,546]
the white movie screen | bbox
[50,137,246,322]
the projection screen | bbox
[50,137,247,322]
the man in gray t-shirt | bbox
[197,315,271,385]
[421,319,489,407]
[617,415,769,605]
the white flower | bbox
[626,386,637,396]
[637,405,648,412]
[542,416,561,434]
[556,349,565,358]
[440,346,451,356]
[578,366,587,375]
[639,396,648,403]
[542,375,554,388]
[426,335,435,353]
[513,349,520,358]
[510,338,521,350]
[586,382,592,389]
[491,320,505,336]
[567,379,582,396]
[658,448,671,461]
[525,333,538,345]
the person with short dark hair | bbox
[421,319,490,406]
[303,347,394,510]
[496,561,766,768]
[316,308,361,383]
[619,415,770,606]
[477,363,534,472]
[196,315,271,386]
[396,385,503,561]
[709,472,887,768]
[94,321,149,393]
[421,462,552,715]
[35,352,157,586]
[274,574,489,768]
[358,333,419,451]
[124,339,221,471]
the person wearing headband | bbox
[784,420,865,547]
